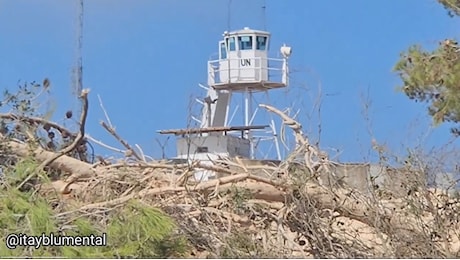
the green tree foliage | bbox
[0,160,188,258]
[394,1,460,133]
[0,81,190,258]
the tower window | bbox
[226,37,236,51]
[238,36,253,50]
[220,42,227,59]
[196,146,209,153]
[256,36,267,50]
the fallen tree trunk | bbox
[6,141,96,181]
[9,142,424,236]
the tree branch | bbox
[100,121,142,161]
[17,89,90,189]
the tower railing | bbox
[207,57,286,86]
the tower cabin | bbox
[158,27,291,181]
[208,27,289,91]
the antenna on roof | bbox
[227,0,232,32]
[261,0,267,30]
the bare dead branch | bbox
[97,94,114,128]
[17,89,91,189]
[0,113,76,138]
[135,144,147,162]
[85,133,124,154]
[100,121,142,161]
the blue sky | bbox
[1,0,460,164]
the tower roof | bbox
[223,27,270,37]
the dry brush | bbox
[0,84,459,258]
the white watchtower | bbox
[158,27,292,181]
[210,27,290,90]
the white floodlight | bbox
[280,44,292,58]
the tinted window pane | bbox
[226,37,236,51]
[256,36,267,50]
[220,42,227,59]
[238,36,253,50]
